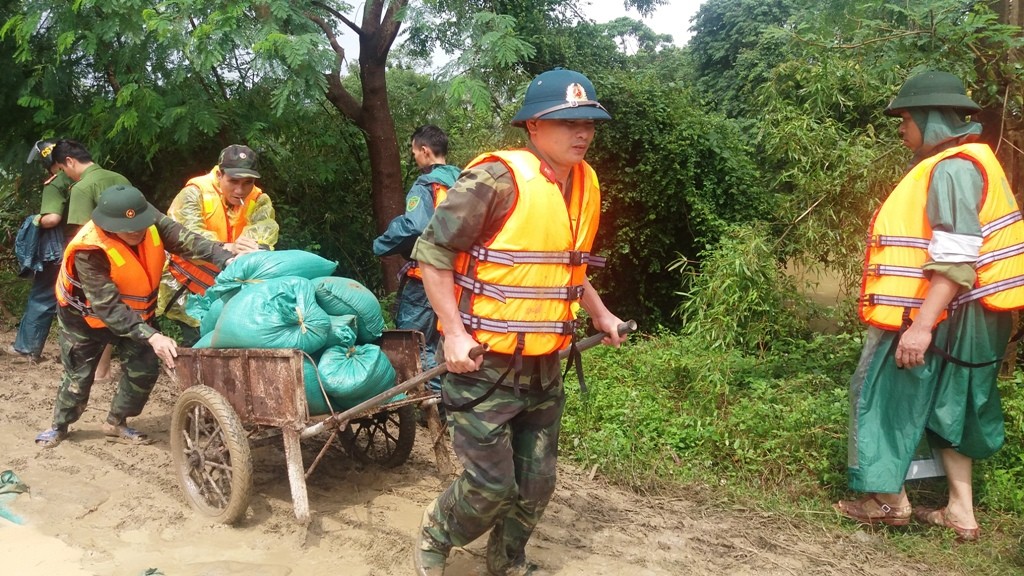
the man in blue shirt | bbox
[373,125,460,405]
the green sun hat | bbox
[92,184,159,233]
[884,70,981,116]
[511,68,611,126]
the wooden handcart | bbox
[169,330,451,524]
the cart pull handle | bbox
[300,344,488,440]
[557,320,637,361]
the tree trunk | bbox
[991,0,1024,376]
[314,0,409,293]
[358,39,404,293]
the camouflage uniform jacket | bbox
[412,148,577,385]
[68,214,232,342]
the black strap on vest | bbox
[442,366,510,413]
[444,334,561,412]
[392,261,415,319]
[561,335,586,394]
[899,308,1001,368]
[511,334,526,396]
[163,283,191,315]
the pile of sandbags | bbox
[189,250,396,416]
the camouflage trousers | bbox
[422,372,565,563]
[50,309,160,430]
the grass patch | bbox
[562,330,1024,574]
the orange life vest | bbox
[406,182,449,281]
[449,149,604,356]
[860,143,1024,330]
[56,222,165,329]
[168,169,262,295]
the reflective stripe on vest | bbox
[449,149,602,355]
[56,222,165,329]
[168,169,262,295]
[859,143,1024,329]
[406,182,450,282]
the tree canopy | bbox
[0,0,1022,332]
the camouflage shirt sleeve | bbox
[75,251,159,342]
[77,217,232,341]
[167,185,219,242]
[239,193,279,249]
[155,214,233,267]
[411,161,517,270]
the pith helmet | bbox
[884,70,981,116]
[26,140,57,168]
[92,185,160,233]
[511,68,611,126]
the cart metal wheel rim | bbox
[342,404,416,468]
[171,385,253,524]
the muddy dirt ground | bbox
[0,331,953,576]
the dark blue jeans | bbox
[14,260,60,357]
[396,279,441,394]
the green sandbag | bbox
[192,332,213,349]
[199,294,227,336]
[326,315,358,349]
[216,250,338,287]
[209,276,331,353]
[191,287,239,337]
[313,277,385,344]
[316,344,397,410]
[184,292,213,327]
[304,356,332,416]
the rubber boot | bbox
[414,500,448,576]
[486,522,538,576]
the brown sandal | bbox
[834,494,912,526]
[913,506,980,542]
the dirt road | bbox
[0,338,944,576]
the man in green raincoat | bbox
[834,70,1023,542]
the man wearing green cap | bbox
[834,70,1024,542]
[35,184,235,449]
[157,144,279,345]
[411,68,627,575]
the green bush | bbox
[562,327,1024,523]
[673,223,814,355]
[587,68,770,330]
[975,374,1024,514]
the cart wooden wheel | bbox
[341,404,416,468]
[171,385,253,524]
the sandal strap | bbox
[871,495,910,516]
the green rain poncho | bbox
[847,109,1010,493]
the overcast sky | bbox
[335,1,705,67]
[580,0,705,45]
